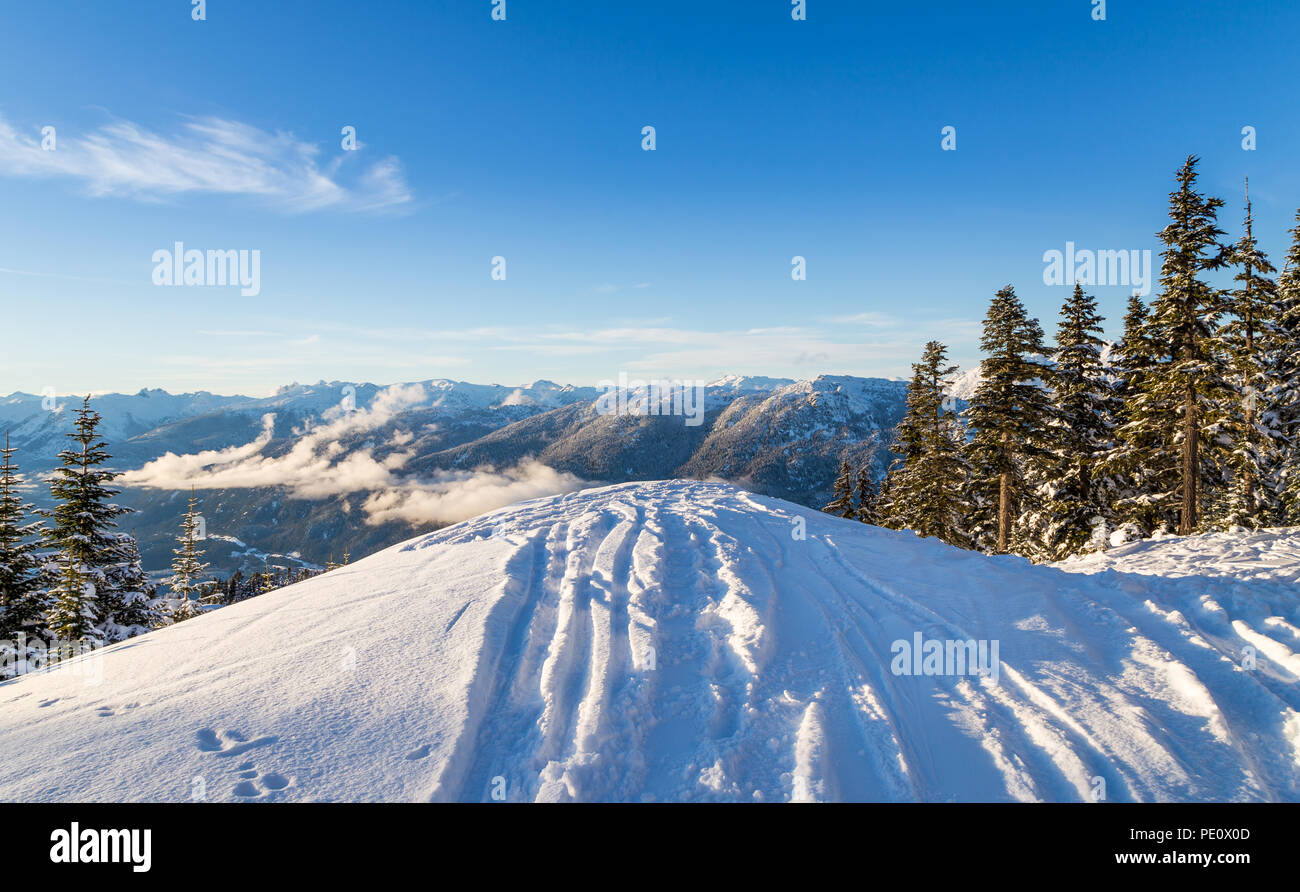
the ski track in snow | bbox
[1,481,1298,802]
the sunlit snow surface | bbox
[1,481,1297,802]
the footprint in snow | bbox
[405,744,432,761]
[261,773,290,790]
[231,764,293,798]
[195,728,278,757]
[195,732,293,798]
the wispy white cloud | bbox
[266,317,987,383]
[0,114,413,213]
[53,314,982,396]
[825,311,900,327]
[0,266,135,286]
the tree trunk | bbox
[998,431,1011,553]
[998,470,1011,553]
[1244,392,1257,521]
[1180,385,1198,535]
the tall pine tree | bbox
[823,460,855,518]
[0,432,47,644]
[880,341,973,547]
[1141,156,1230,535]
[168,490,210,618]
[1269,208,1300,522]
[1102,295,1174,535]
[1217,180,1281,528]
[855,466,879,525]
[965,286,1054,554]
[1028,285,1121,559]
[41,397,158,641]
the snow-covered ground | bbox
[1,480,1297,802]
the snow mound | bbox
[2,481,1298,802]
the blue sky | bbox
[2,0,1298,396]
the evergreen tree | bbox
[103,533,163,637]
[880,341,973,546]
[1108,296,1159,431]
[824,460,855,518]
[1029,285,1121,559]
[168,491,210,614]
[0,432,47,642]
[855,466,879,525]
[46,553,97,643]
[224,569,245,604]
[1270,209,1300,521]
[198,579,225,610]
[874,473,894,527]
[1102,295,1174,535]
[1217,181,1281,528]
[40,398,121,634]
[245,560,279,597]
[1140,155,1230,535]
[41,397,158,640]
[965,286,1055,554]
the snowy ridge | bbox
[1,480,1297,802]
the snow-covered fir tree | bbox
[40,397,162,642]
[1100,295,1170,536]
[1137,156,1231,535]
[1269,208,1300,522]
[45,553,97,643]
[0,432,47,645]
[103,534,163,637]
[855,466,879,525]
[964,287,1054,554]
[1026,285,1121,559]
[167,491,210,621]
[824,460,855,518]
[1216,181,1281,528]
[880,340,972,547]
[1114,295,1159,403]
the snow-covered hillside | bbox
[1,481,1297,802]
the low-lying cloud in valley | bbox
[120,384,587,526]
[359,460,587,526]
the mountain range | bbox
[2,375,912,580]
